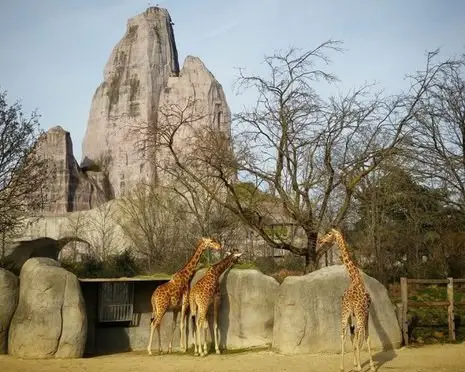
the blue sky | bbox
[0,0,464,161]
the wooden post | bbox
[447,277,456,341]
[400,277,409,345]
[395,303,403,329]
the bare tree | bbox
[0,90,51,236]
[86,201,118,261]
[117,183,191,270]
[156,41,457,273]
[62,211,89,261]
[408,51,465,213]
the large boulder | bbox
[272,265,402,354]
[8,258,87,358]
[0,268,19,354]
[34,126,108,213]
[190,268,279,350]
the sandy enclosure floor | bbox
[1,344,464,372]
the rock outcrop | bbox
[36,126,107,214]
[4,237,89,271]
[0,269,19,354]
[8,258,87,358]
[82,7,231,197]
[272,265,402,354]
[190,268,278,350]
[157,56,231,172]
[82,7,179,197]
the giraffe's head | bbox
[223,250,243,265]
[231,251,243,263]
[200,237,222,251]
[317,228,339,245]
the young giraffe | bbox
[318,228,375,372]
[189,250,243,356]
[146,237,221,356]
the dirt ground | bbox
[1,344,464,372]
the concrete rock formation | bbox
[8,258,87,358]
[3,237,89,272]
[0,269,19,354]
[190,268,278,350]
[272,265,402,354]
[157,55,231,170]
[36,126,107,214]
[82,6,231,197]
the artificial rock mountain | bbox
[81,6,231,199]
[38,7,231,214]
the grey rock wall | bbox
[8,258,87,358]
[272,265,402,354]
[82,7,179,197]
[0,269,19,354]
[35,126,107,213]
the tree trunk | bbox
[1,231,5,261]
[304,231,319,274]
[304,258,317,274]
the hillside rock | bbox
[272,265,402,354]
[0,269,19,354]
[82,7,231,197]
[4,237,89,272]
[82,7,179,197]
[36,126,107,213]
[190,268,278,350]
[8,258,87,358]
[157,56,231,174]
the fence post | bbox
[447,277,455,341]
[400,277,409,345]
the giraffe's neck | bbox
[210,254,236,278]
[178,241,206,281]
[334,233,364,288]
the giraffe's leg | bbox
[196,311,206,357]
[364,314,375,371]
[191,312,198,356]
[354,318,365,372]
[213,295,221,354]
[190,295,199,356]
[168,310,179,353]
[147,304,167,355]
[203,317,209,356]
[340,305,351,372]
[192,310,199,356]
[180,293,189,353]
[349,316,357,367]
[147,313,156,356]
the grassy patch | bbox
[132,273,172,280]
[232,262,258,270]
[389,283,465,345]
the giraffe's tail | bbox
[150,310,156,324]
[349,315,355,336]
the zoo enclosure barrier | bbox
[397,277,465,345]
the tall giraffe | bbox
[146,237,221,356]
[318,228,375,372]
[189,250,243,356]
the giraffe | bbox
[318,228,375,372]
[146,237,222,356]
[189,250,243,356]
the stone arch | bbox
[4,236,91,271]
